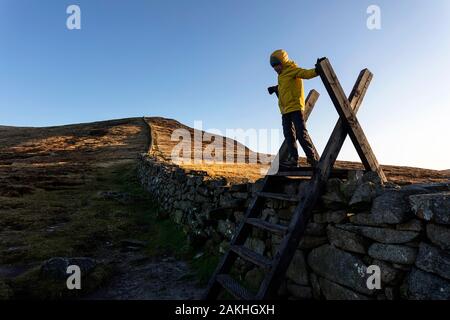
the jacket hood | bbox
[270,49,298,69]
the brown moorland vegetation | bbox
[0,116,448,299]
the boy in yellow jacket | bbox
[268,49,320,168]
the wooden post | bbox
[317,58,387,182]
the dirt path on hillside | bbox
[2,116,447,300]
[0,117,207,300]
[86,252,205,300]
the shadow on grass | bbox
[1,160,221,299]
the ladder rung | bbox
[246,218,288,235]
[258,192,299,202]
[216,274,255,300]
[279,166,314,172]
[269,175,311,181]
[231,245,272,270]
[276,171,313,177]
[276,168,355,179]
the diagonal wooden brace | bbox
[317,58,387,182]
[318,68,375,180]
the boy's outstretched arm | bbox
[291,67,317,79]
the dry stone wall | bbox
[137,153,450,300]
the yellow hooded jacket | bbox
[271,50,318,114]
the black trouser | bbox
[281,110,319,164]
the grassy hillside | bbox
[0,116,448,299]
[0,118,203,299]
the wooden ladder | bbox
[204,58,386,300]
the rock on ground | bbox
[41,257,97,280]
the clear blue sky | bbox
[1,0,449,169]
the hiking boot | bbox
[281,156,299,168]
[307,157,319,169]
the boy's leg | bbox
[291,111,320,166]
[281,113,299,162]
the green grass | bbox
[144,219,190,257]
[107,163,221,284]
[190,253,220,285]
[89,163,221,289]
[0,161,198,297]
[0,161,192,264]
[0,160,224,298]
